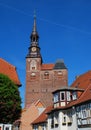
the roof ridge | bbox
[0,58,15,69]
[77,70,91,78]
[42,63,54,65]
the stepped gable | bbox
[0,58,21,86]
[71,70,91,90]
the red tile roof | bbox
[71,70,91,90]
[0,58,21,86]
[41,64,54,70]
[32,106,53,124]
[76,84,91,104]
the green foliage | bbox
[0,73,22,124]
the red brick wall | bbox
[25,58,68,108]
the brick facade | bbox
[25,17,68,108]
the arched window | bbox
[44,71,49,79]
[57,71,63,79]
[30,60,36,70]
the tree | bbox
[0,73,22,124]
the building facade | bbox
[32,71,91,130]
[25,16,68,108]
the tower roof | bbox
[32,15,37,33]
[26,15,42,62]
[53,59,67,69]
[30,15,39,38]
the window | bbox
[51,115,54,128]
[6,127,9,130]
[60,92,65,101]
[54,112,59,127]
[30,60,36,70]
[32,67,36,70]
[51,112,59,128]
[62,93,64,100]
[82,110,87,118]
[33,125,38,130]
[62,113,66,125]
[67,110,73,124]
[31,72,36,76]
[67,91,71,101]
[33,37,35,42]
[57,71,63,79]
[63,117,66,122]
[44,72,49,79]
[54,93,59,103]
[41,124,46,130]
[31,72,36,80]
[72,91,77,100]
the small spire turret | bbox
[26,14,42,63]
[30,13,39,45]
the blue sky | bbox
[0,0,91,107]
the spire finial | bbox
[34,9,36,19]
[32,9,37,33]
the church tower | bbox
[25,16,68,108]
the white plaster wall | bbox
[67,109,78,130]
[78,128,91,130]
[59,111,67,130]
[47,115,60,130]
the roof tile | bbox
[0,58,21,86]
[41,64,54,70]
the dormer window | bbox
[72,91,77,100]
[54,93,59,103]
[67,91,71,101]
[60,92,65,101]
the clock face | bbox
[32,47,36,52]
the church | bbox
[25,16,68,108]
[20,16,91,130]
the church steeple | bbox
[26,15,42,62]
[30,14,39,44]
